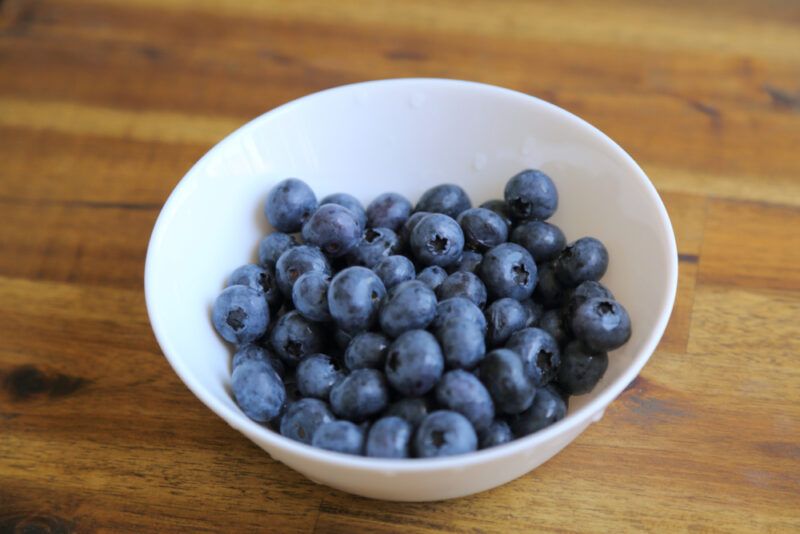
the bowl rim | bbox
[145,77,678,472]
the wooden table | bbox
[2,0,798,531]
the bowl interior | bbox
[146,79,676,466]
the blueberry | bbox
[485,298,528,347]
[409,213,465,268]
[479,199,513,228]
[532,261,566,308]
[414,411,477,458]
[448,250,483,274]
[373,255,416,289]
[212,285,269,344]
[379,280,437,338]
[435,318,486,370]
[228,263,282,311]
[367,192,412,232]
[281,374,303,406]
[329,368,389,422]
[479,349,536,414]
[432,297,487,333]
[457,207,509,252]
[291,271,331,322]
[279,398,335,444]
[312,420,365,455]
[565,281,615,321]
[416,265,448,290]
[505,327,561,387]
[520,298,543,327]
[479,419,514,449]
[333,328,354,351]
[504,169,558,221]
[327,266,387,334]
[572,298,631,352]
[539,309,569,346]
[320,192,367,229]
[436,271,487,309]
[347,227,401,268]
[232,344,285,379]
[554,237,609,287]
[557,340,608,395]
[384,397,431,428]
[365,416,412,458]
[302,204,362,257]
[510,220,566,262]
[269,310,326,366]
[258,232,298,267]
[275,245,331,297]
[509,385,567,436]
[265,178,318,233]
[385,330,444,397]
[435,370,494,432]
[479,243,537,301]
[231,358,285,423]
[295,354,345,399]
[415,184,472,219]
[399,211,431,248]
[344,332,389,370]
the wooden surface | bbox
[1,0,799,531]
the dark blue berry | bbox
[228,263,281,311]
[415,184,472,219]
[295,354,344,400]
[399,211,431,248]
[365,416,412,458]
[320,192,367,229]
[505,327,561,387]
[485,297,528,347]
[538,309,569,346]
[565,281,615,322]
[504,169,558,221]
[432,297,487,333]
[212,285,269,344]
[291,271,331,322]
[414,411,477,458]
[302,204,362,257]
[333,328,354,350]
[533,262,566,308]
[435,318,486,370]
[275,245,331,297]
[436,271,487,309]
[479,199,513,228]
[258,232,298,267]
[409,213,465,267]
[521,299,543,327]
[347,227,400,268]
[510,220,566,262]
[448,250,483,274]
[416,265,448,290]
[479,419,514,449]
[572,298,631,352]
[457,207,509,251]
[367,192,412,232]
[373,255,416,289]
[509,385,566,436]
[557,340,608,395]
[279,398,334,444]
[232,344,285,379]
[554,237,609,288]
[379,280,437,338]
[479,243,537,301]
[385,330,444,397]
[231,358,285,423]
[312,420,365,455]
[344,332,390,370]
[479,349,536,415]
[435,370,494,432]
[329,368,389,422]
[269,310,325,366]
[327,266,386,334]
[385,397,431,428]
[265,178,318,233]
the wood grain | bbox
[1,0,799,531]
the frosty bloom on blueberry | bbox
[210,171,632,457]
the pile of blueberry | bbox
[212,170,631,458]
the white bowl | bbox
[145,78,677,501]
